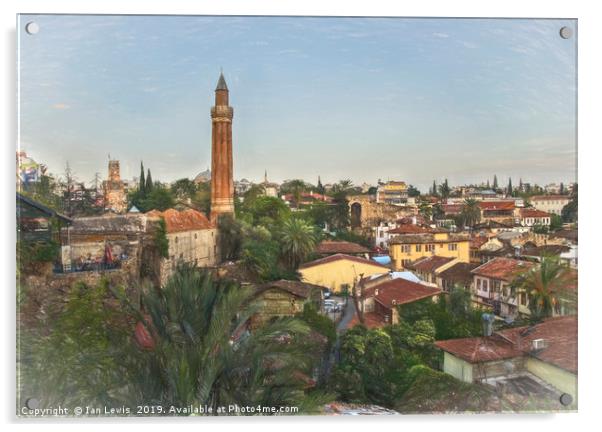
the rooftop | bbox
[256,279,328,299]
[389,232,469,245]
[435,316,577,373]
[438,262,480,284]
[146,208,214,232]
[471,257,534,281]
[388,224,433,235]
[316,240,370,255]
[407,255,455,273]
[362,278,441,308]
[530,195,571,201]
[299,253,388,270]
[520,208,552,218]
[479,201,515,211]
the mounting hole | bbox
[559,393,573,406]
[559,26,572,39]
[25,398,40,409]
[25,22,39,35]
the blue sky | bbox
[18,15,576,191]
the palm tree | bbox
[279,218,317,270]
[460,199,481,228]
[418,201,433,221]
[511,256,577,319]
[121,267,329,413]
[21,268,329,414]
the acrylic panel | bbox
[16,15,577,417]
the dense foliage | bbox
[20,267,331,415]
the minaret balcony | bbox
[211,106,234,119]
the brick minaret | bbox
[210,72,235,223]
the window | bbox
[448,243,458,251]
[194,233,198,240]
[401,245,411,253]
[520,293,527,306]
[477,279,481,290]
[426,244,435,252]
[415,244,422,252]
[482,279,488,292]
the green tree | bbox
[217,214,243,261]
[316,176,325,195]
[507,177,513,197]
[459,198,481,228]
[418,201,432,221]
[145,169,154,193]
[493,174,498,190]
[431,180,438,196]
[511,256,577,319]
[561,191,578,223]
[549,214,563,231]
[139,161,146,195]
[21,268,331,413]
[141,186,175,211]
[407,185,421,197]
[154,217,169,258]
[438,179,450,199]
[170,178,197,201]
[279,218,317,270]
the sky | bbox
[18,15,577,191]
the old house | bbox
[299,254,388,294]
[315,240,370,258]
[389,231,470,270]
[249,280,327,328]
[405,255,458,285]
[530,195,571,216]
[357,277,441,327]
[146,208,218,284]
[471,257,535,318]
[435,316,577,404]
[59,207,218,286]
[436,262,479,293]
[59,213,151,279]
[478,201,517,225]
[519,208,552,227]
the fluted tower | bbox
[210,72,235,223]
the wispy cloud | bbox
[432,32,449,38]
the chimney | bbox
[481,313,494,337]
[375,288,379,296]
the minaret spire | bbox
[210,71,235,223]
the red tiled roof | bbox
[146,208,214,232]
[471,257,534,281]
[299,253,388,270]
[361,312,388,329]
[407,255,455,273]
[470,235,489,249]
[435,335,523,363]
[520,208,552,218]
[389,224,433,235]
[256,279,328,299]
[316,240,370,255]
[438,262,480,284]
[442,204,463,215]
[435,316,577,373]
[530,195,571,201]
[363,278,440,308]
[496,316,577,373]
[479,201,515,211]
